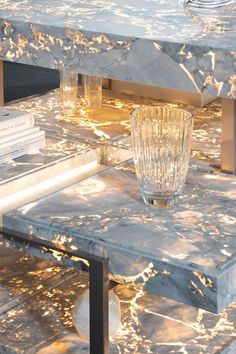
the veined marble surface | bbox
[8,90,222,166]
[4,159,236,313]
[1,1,236,96]
[0,132,100,209]
[8,90,132,143]
[0,250,71,315]
[1,268,236,354]
[0,135,91,186]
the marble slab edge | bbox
[2,212,229,314]
[1,19,236,98]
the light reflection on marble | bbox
[8,90,222,167]
[1,1,236,97]
[0,135,91,185]
[184,0,236,32]
[191,99,221,165]
[0,269,236,354]
[0,131,99,202]
[0,249,70,315]
[7,89,140,143]
[4,157,236,313]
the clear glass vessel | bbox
[60,70,78,116]
[73,289,121,341]
[83,75,102,108]
[130,106,193,208]
[184,0,236,31]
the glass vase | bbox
[83,75,102,108]
[60,70,78,116]
[184,0,236,31]
[130,106,193,208]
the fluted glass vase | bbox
[184,0,236,31]
[130,106,193,208]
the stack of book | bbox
[0,107,45,163]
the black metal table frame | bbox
[0,227,110,354]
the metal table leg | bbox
[90,257,109,354]
[0,60,4,106]
[221,98,236,174]
[0,227,110,354]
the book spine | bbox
[0,130,45,150]
[0,113,34,137]
[0,136,45,159]
[0,138,45,163]
[0,127,40,145]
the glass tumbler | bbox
[183,0,236,31]
[130,106,193,208]
[83,75,102,108]
[60,70,78,116]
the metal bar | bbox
[221,98,236,174]
[0,227,110,354]
[0,60,4,106]
[90,258,109,354]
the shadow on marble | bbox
[0,247,72,315]
[3,157,236,313]
[0,270,236,354]
[1,1,236,97]
[8,89,222,167]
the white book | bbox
[0,127,40,145]
[0,138,45,163]
[0,108,34,137]
[0,129,45,150]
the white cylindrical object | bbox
[60,70,78,116]
[83,75,102,108]
[73,289,121,341]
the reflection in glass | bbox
[60,70,78,116]
[130,106,193,208]
[83,75,102,108]
[184,0,236,31]
[73,289,121,340]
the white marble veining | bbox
[1,267,236,354]
[1,1,236,96]
[1,0,236,48]
[8,89,222,166]
[4,158,236,313]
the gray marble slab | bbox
[0,249,71,315]
[0,135,91,185]
[8,90,222,167]
[7,90,132,143]
[1,269,236,354]
[3,158,236,313]
[0,131,99,204]
[1,1,236,97]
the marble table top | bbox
[1,0,236,97]
[8,89,222,166]
[1,0,236,49]
[1,90,225,314]
[0,130,100,214]
[4,159,236,313]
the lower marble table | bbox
[3,91,235,312]
[1,90,235,352]
[3,158,236,314]
[0,237,236,354]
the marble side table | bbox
[1,2,236,353]
[1,0,236,172]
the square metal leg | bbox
[90,257,109,354]
[0,60,4,106]
[221,98,236,174]
[0,227,110,354]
